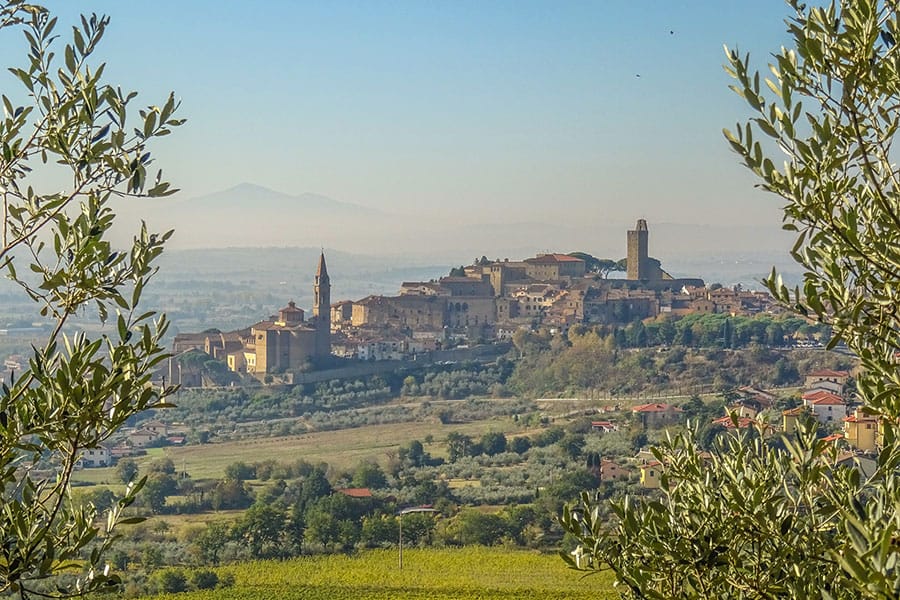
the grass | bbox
[148,547,617,599]
[72,417,519,484]
[153,419,520,480]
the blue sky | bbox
[5,1,795,235]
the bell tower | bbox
[626,219,649,280]
[313,252,331,357]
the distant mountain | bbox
[170,183,384,216]
[116,183,390,249]
[109,183,799,289]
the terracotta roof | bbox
[802,389,839,401]
[712,415,756,429]
[253,320,315,332]
[807,394,846,406]
[337,488,372,498]
[822,433,844,442]
[280,300,303,312]
[783,406,807,416]
[843,414,877,423]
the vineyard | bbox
[147,547,617,599]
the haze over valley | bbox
[116,182,800,294]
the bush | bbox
[191,569,218,590]
[152,568,187,594]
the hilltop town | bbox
[172,220,779,383]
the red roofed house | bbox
[632,403,683,428]
[805,369,851,396]
[336,488,373,499]
[601,459,628,481]
[803,391,848,425]
[591,420,618,433]
[805,369,851,387]
[712,415,757,430]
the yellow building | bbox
[639,461,663,489]
[782,406,807,434]
[843,408,879,452]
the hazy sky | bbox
[5,1,795,231]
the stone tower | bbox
[313,252,331,357]
[626,219,649,280]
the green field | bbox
[92,418,521,481]
[149,547,616,599]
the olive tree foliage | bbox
[562,423,864,599]
[0,2,182,597]
[560,2,900,598]
[723,0,899,413]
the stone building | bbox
[247,300,319,374]
[523,254,586,281]
[175,253,333,379]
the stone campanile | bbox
[313,251,331,357]
[626,219,649,280]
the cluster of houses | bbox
[75,420,186,469]
[589,368,867,489]
[169,221,785,381]
[329,222,777,363]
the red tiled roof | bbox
[822,433,844,442]
[802,389,839,400]
[807,394,846,406]
[337,488,372,498]
[783,406,807,416]
[712,415,755,429]
[279,300,304,314]
[843,412,877,423]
